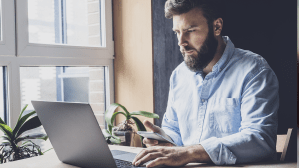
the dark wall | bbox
[152,0,183,127]
[152,0,297,157]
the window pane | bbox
[65,0,104,46]
[20,66,106,151]
[28,0,105,47]
[28,0,56,44]
[0,67,7,123]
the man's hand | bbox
[132,145,211,167]
[142,120,173,147]
[132,146,190,167]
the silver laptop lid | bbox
[31,100,117,168]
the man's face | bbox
[172,8,218,72]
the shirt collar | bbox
[211,36,235,74]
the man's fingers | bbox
[143,120,160,132]
[132,148,159,165]
[143,138,158,145]
[134,152,162,167]
[146,157,167,168]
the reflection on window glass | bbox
[20,66,106,151]
[28,0,105,47]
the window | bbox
[0,67,7,124]
[0,0,114,151]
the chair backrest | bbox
[276,128,293,161]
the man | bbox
[133,0,279,167]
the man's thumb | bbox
[143,120,160,132]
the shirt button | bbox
[201,99,205,102]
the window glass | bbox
[20,66,106,151]
[28,0,104,47]
[65,0,104,46]
[0,67,5,122]
[28,0,56,44]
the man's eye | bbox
[187,30,195,33]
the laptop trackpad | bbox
[111,150,137,162]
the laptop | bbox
[31,100,149,168]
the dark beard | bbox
[182,29,218,72]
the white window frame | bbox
[0,0,15,56]
[0,0,114,128]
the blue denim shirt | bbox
[161,36,279,165]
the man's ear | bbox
[213,18,223,36]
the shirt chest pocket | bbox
[209,98,241,134]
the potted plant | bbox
[0,104,51,163]
[104,103,159,147]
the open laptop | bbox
[31,100,149,168]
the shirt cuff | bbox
[200,137,237,165]
[162,128,183,146]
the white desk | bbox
[0,145,296,168]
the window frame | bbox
[0,0,114,128]
[0,0,15,56]
[16,0,114,58]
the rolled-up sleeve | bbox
[200,68,279,165]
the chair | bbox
[276,128,293,161]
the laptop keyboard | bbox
[114,158,141,168]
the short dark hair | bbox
[165,0,224,26]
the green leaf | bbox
[105,104,121,126]
[0,117,5,125]
[41,148,53,155]
[105,103,130,126]
[12,111,36,137]
[16,116,42,138]
[102,129,113,138]
[37,147,43,155]
[130,116,146,131]
[131,116,146,147]
[109,136,121,144]
[18,104,28,122]
[0,142,10,146]
[102,129,121,144]
[1,136,11,142]
[0,124,13,140]
[108,125,113,135]
[130,111,159,119]
[111,111,126,125]
[113,103,130,116]
[15,133,48,144]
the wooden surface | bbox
[0,145,296,168]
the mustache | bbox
[181,46,195,53]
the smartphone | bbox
[137,131,177,146]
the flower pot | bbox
[113,130,134,146]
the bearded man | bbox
[133,0,279,167]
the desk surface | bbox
[0,145,296,168]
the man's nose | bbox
[178,33,188,47]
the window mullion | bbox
[8,61,21,128]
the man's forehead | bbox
[172,8,207,30]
